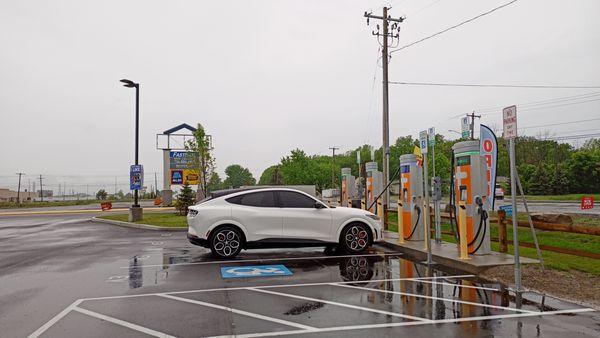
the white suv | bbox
[187,188,383,258]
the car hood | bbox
[330,206,376,218]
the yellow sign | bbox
[183,169,199,185]
[413,145,423,165]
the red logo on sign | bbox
[581,196,594,210]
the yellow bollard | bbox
[377,200,383,221]
[397,200,404,244]
[458,201,470,260]
[361,200,366,210]
[348,198,352,208]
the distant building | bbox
[38,190,54,198]
[0,188,40,202]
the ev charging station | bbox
[341,168,356,207]
[451,140,491,255]
[397,154,424,242]
[365,161,383,215]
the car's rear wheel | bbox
[340,223,371,253]
[209,226,243,258]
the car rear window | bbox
[226,191,276,207]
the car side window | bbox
[278,191,316,208]
[226,191,276,207]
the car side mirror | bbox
[315,202,326,209]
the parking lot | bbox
[1,213,598,337]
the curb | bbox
[91,216,188,231]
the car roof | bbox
[211,187,313,199]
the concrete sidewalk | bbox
[380,230,538,274]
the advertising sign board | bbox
[480,125,498,210]
[130,165,144,190]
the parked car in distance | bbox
[187,188,383,258]
[495,184,504,200]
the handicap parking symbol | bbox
[221,264,293,279]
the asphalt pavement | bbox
[0,213,598,337]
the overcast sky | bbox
[1,0,599,192]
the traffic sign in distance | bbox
[581,196,594,210]
[503,105,517,140]
[428,127,436,146]
[220,265,293,279]
[419,130,428,154]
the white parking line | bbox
[210,308,596,338]
[401,278,500,292]
[83,274,475,301]
[119,252,404,269]
[72,306,176,337]
[28,299,83,338]
[248,287,431,322]
[334,283,539,314]
[158,294,316,330]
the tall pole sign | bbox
[480,125,498,210]
[419,130,433,264]
[503,105,521,292]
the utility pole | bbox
[467,111,482,140]
[16,172,24,205]
[39,175,44,202]
[329,146,340,189]
[365,8,403,226]
[63,181,66,201]
[114,176,117,198]
[154,172,158,198]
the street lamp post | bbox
[121,79,143,221]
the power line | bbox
[388,81,600,89]
[390,0,518,53]
[518,118,600,131]
[476,91,600,113]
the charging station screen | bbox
[401,165,410,173]
[456,156,471,166]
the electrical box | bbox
[452,140,491,255]
[398,154,424,241]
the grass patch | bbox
[386,212,600,276]
[100,213,187,228]
[523,194,600,202]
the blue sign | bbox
[221,265,292,279]
[130,165,144,190]
[170,170,183,185]
[499,205,513,217]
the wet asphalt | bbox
[0,213,598,337]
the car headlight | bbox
[188,209,198,217]
[366,214,380,221]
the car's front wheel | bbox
[209,226,243,258]
[340,223,371,253]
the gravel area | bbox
[482,265,600,309]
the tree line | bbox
[257,136,600,196]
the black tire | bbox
[339,223,372,254]
[209,226,243,258]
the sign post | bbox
[461,116,470,139]
[420,130,433,265]
[503,105,521,292]
[581,196,594,210]
[428,127,441,243]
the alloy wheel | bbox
[212,230,240,257]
